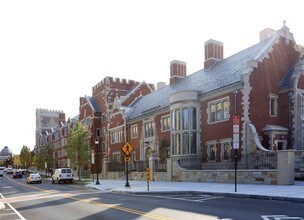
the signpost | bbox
[122,142,133,187]
[91,149,94,183]
[146,168,150,191]
[233,115,239,192]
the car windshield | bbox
[31,174,39,177]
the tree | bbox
[66,121,90,180]
[34,150,45,174]
[4,153,14,167]
[34,145,54,175]
[20,145,31,169]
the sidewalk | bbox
[85,179,304,202]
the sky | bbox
[0,0,303,154]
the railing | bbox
[108,162,125,172]
[248,151,277,169]
[134,161,148,172]
[177,155,201,170]
[155,160,167,172]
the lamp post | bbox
[44,156,47,178]
[95,138,100,185]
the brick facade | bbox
[36,25,304,178]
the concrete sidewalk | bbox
[86,179,304,202]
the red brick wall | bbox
[128,121,143,160]
[200,92,242,162]
[123,84,153,106]
[249,37,300,148]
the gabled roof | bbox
[85,96,100,112]
[127,28,297,120]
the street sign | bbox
[233,115,240,125]
[91,153,95,164]
[124,156,131,162]
[146,168,150,182]
[233,115,240,150]
[122,142,133,156]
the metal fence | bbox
[248,151,277,169]
[108,162,125,172]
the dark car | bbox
[13,170,22,178]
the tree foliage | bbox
[66,121,90,180]
[20,145,31,168]
[34,145,54,174]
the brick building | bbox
[81,24,304,170]
[36,24,304,175]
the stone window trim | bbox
[161,114,170,132]
[113,152,121,163]
[131,124,138,139]
[220,139,232,161]
[269,93,278,117]
[207,97,230,124]
[110,128,123,144]
[171,107,198,156]
[207,140,217,162]
[144,120,155,138]
[102,141,106,151]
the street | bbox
[0,173,304,220]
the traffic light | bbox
[146,168,150,182]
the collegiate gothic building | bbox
[37,24,304,173]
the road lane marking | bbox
[0,192,26,220]
[3,176,174,220]
[65,195,175,220]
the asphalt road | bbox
[0,173,304,220]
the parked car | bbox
[7,167,13,174]
[13,170,22,178]
[52,168,73,184]
[27,173,42,184]
[0,170,3,177]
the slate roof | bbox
[127,33,282,120]
[86,96,100,112]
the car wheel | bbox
[39,181,42,184]
[52,179,55,184]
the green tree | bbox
[34,145,54,175]
[4,153,14,167]
[66,121,90,180]
[20,145,31,169]
[34,150,45,174]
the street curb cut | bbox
[0,202,5,211]
[110,190,304,203]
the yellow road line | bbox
[4,176,175,220]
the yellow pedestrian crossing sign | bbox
[122,142,133,156]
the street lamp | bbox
[95,138,100,185]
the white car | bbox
[52,168,73,184]
[6,168,13,174]
[27,173,42,184]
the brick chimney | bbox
[170,60,187,85]
[204,39,223,69]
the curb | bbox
[0,202,5,211]
[110,190,304,203]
